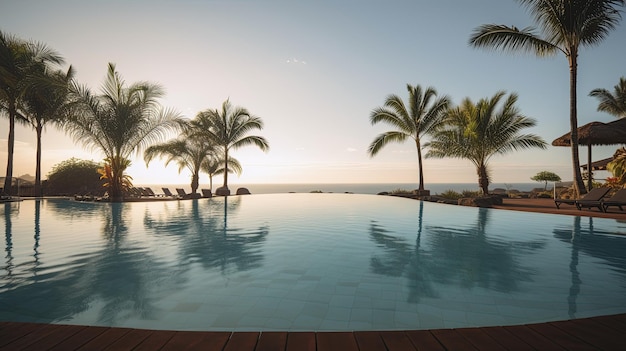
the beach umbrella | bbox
[552,118,626,190]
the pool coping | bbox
[2,313,625,350]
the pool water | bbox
[1,193,625,331]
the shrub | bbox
[438,189,462,199]
[45,158,105,196]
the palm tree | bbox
[65,63,184,201]
[145,125,218,195]
[589,77,626,118]
[469,0,625,195]
[201,153,242,192]
[368,84,450,193]
[0,31,64,195]
[193,100,269,193]
[425,91,547,195]
[22,66,74,197]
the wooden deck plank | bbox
[0,322,42,347]
[430,329,479,351]
[255,332,287,351]
[553,318,623,350]
[131,330,176,351]
[527,322,591,351]
[21,324,87,351]
[503,325,565,351]
[591,313,626,332]
[0,323,62,350]
[223,332,260,351]
[353,331,388,351]
[481,326,543,351]
[379,331,418,351]
[77,327,133,351]
[455,327,507,350]
[404,330,446,351]
[101,329,154,351]
[160,331,231,351]
[50,325,109,351]
[1,314,625,351]
[286,332,315,351]
[316,332,359,351]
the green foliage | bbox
[438,189,462,199]
[45,158,104,196]
[531,171,562,190]
[461,190,482,198]
[426,91,547,195]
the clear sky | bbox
[1,0,625,187]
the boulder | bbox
[215,186,230,196]
[236,187,251,195]
[458,196,503,208]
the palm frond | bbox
[469,24,559,56]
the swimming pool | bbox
[1,193,625,331]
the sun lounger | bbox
[554,187,610,209]
[144,187,157,196]
[201,189,212,198]
[601,188,626,212]
[176,188,188,199]
[162,188,175,197]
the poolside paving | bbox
[2,314,625,350]
[2,197,625,350]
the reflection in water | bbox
[1,200,173,325]
[143,198,269,276]
[370,205,546,303]
[2,196,625,331]
[553,216,626,319]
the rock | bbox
[215,186,230,196]
[413,189,430,196]
[458,196,503,207]
[236,187,251,195]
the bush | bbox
[45,158,106,196]
[461,190,482,198]
[438,189,462,199]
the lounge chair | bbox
[601,189,626,212]
[201,189,212,198]
[554,187,610,209]
[176,188,188,198]
[162,188,175,197]
[144,187,157,197]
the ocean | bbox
[140,182,544,195]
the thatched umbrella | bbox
[552,118,626,191]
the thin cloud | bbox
[286,58,307,65]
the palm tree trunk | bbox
[569,53,586,195]
[477,164,489,195]
[2,102,16,196]
[35,122,43,197]
[191,172,199,194]
[223,148,229,188]
[416,139,424,191]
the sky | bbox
[1,0,625,188]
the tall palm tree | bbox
[426,91,547,195]
[0,31,64,195]
[65,63,184,201]
[22,66,74,197]
[368,84,450,193]
[589,77,626,118]
[193,100,269,192]
[145,125,219,195]
[201,153,242,192]
[469,0,625,195]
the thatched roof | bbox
[552,118,626,146]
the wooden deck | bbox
[2,313,625,350]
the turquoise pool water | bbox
[1,194,625,331]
